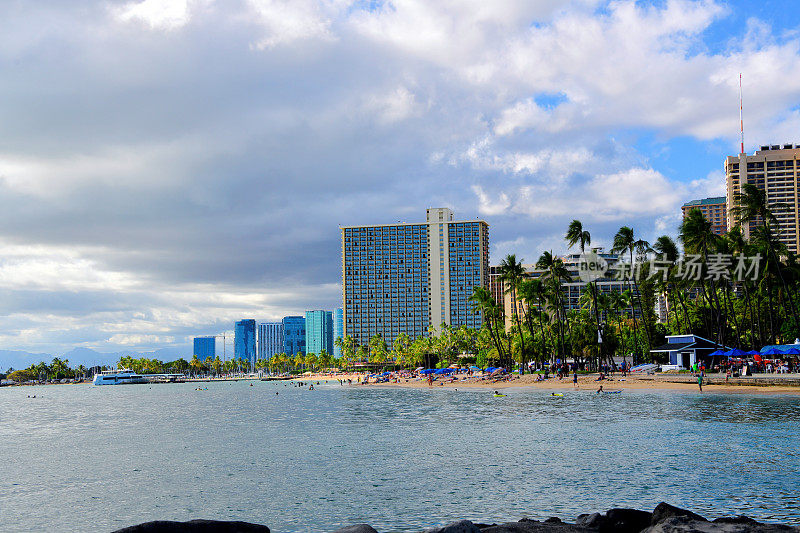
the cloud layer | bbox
[1,0,799,355]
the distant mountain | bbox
[0,345,192,371]
[0,350,55,372]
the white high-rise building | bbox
[341,208,489,349]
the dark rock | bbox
[575,512,609,529]
[480,519,593,532]
[331,525,379,533]
[643,516,799,533]
[111,519,270,533]
[426,519,482,533]
[712,517,758,525]
[605,508,653,533]
[544,518,563,523]
[652,503,708,525]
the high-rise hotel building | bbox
[726,144,800,254]
[681,197,727,235]
[341,208,489,349]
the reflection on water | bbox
[0,383,798,532]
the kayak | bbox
[551,393,564,397]
[493,393,507,397]
[601,390,622,394]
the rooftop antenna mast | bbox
[739,73,745,155]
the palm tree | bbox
[732,183,799,334]
[392,333,411,369]
[612,226,651,361]
[498,254,527,373]
[469,286,509,367]
[680,208,726,345]
[536,251,571,360]
[566,220,603,362]
[369,334,389,365]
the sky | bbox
[1,0,800,356]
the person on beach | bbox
[597,385,603,393]
[697,373,703,392]
[573,371,578,387]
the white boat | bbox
[92,369,148,385]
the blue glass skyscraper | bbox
[305,310,333,356]
[258,322,284,359]
[193,336,215,362]
[234,319,257,368]
[282,316,306,355]
[333,308,343,357]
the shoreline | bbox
[298,371,800,395]
[112,502,800,532]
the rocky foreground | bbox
[112,503,799,533]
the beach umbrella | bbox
[785,348,800,356]
[709,350,725,357]
[745,350,759,356]
[469,366,482,371]
[728,348,747,357]
[485,367,497,373]
[761,347,783,356]
[722,349,735,357]
[419,369,435,375]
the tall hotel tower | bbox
[341,208,489,349]
[726,144,800,254]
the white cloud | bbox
[114,0,193,30]
[246,0,340,48]
[472,185,511,215]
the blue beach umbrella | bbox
[745,350,760,356]
[709,350,725,357]
[419,369,435,375]
[761,347,782,356]
[728,348,747,357]
[785,348,800,356]
[485,367,497,373]
[722,349,735,357]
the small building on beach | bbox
[650,334,728,370]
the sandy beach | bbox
[295,371,800,395]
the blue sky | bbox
[1,0,799,357]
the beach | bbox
[296,371,800,394]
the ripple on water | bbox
[0,383,798,532]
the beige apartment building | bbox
[725,144,800,254]
[681,197,727,235]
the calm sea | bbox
[0,381,798,532]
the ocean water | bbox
[0,381,798,532]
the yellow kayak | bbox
[493,393,506,397]
[551,393,564,397]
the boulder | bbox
[575,513,609,529]
[425,519,481,533]
[643,516,799,533]
[605,508,653,533]
[331,525,379,533]
[111,519,270,533]
[479,518,593,532]
[652,503,708,525]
